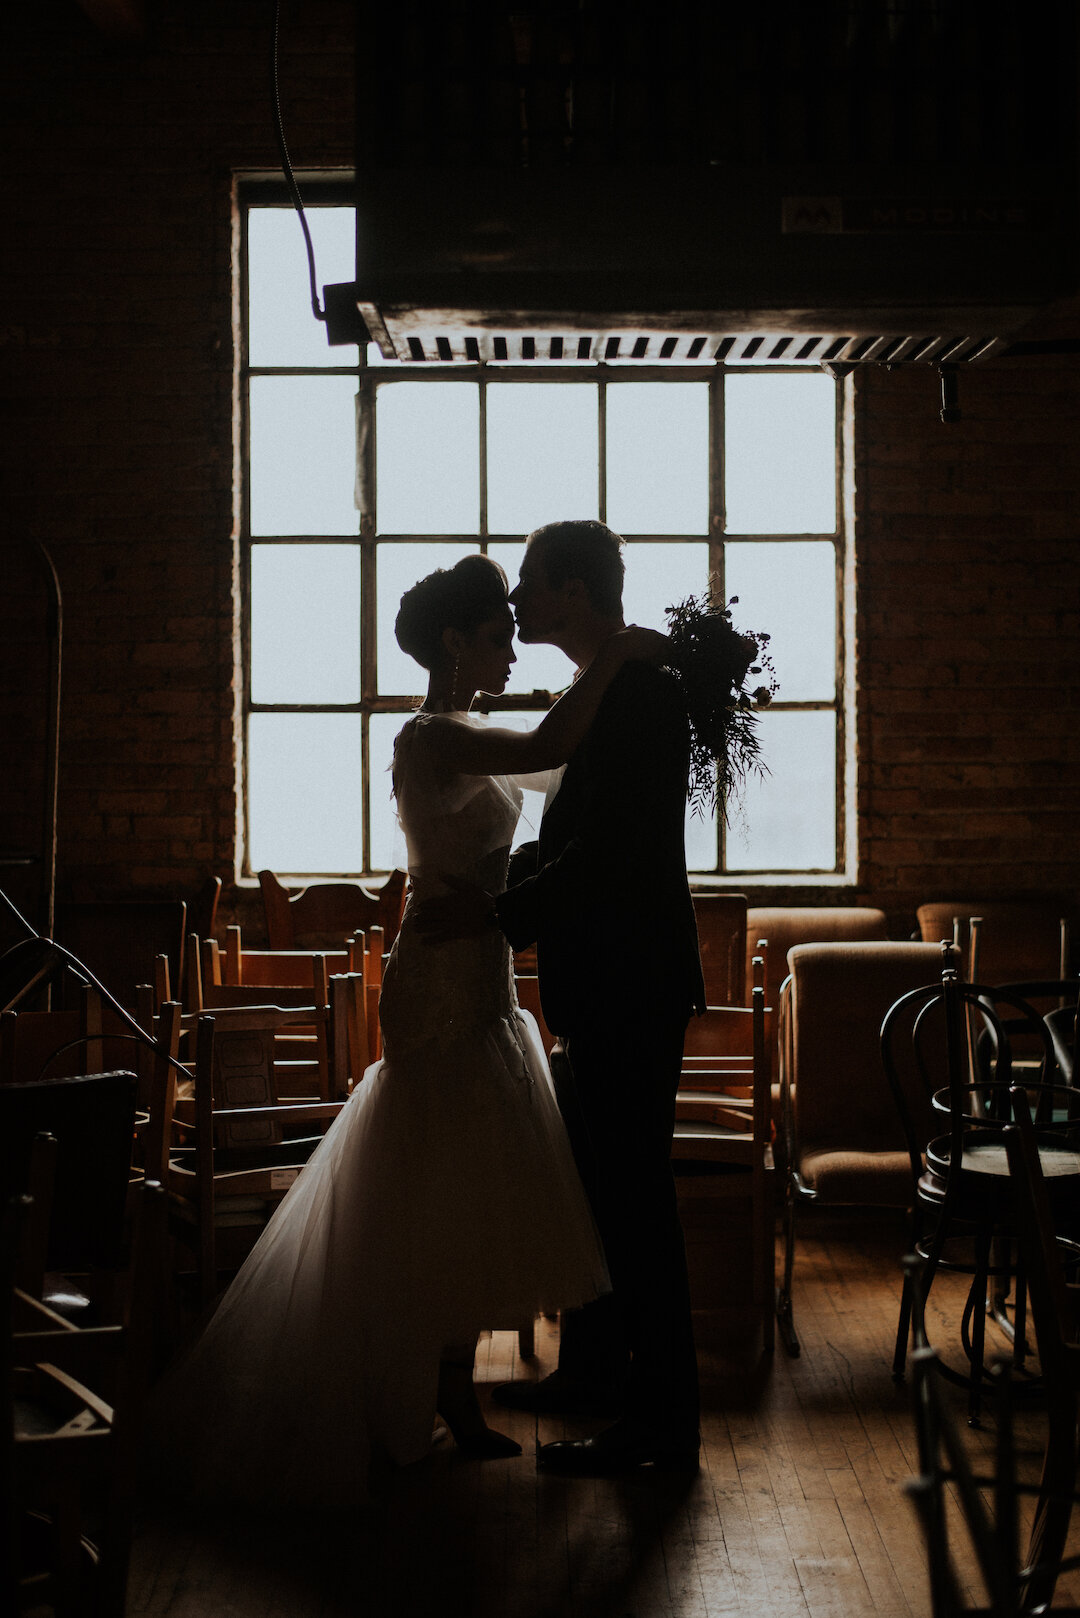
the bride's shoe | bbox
[437,1356,522,1460]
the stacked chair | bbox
[672,957,774,1356]
[775,939,945,1356]
[882,963,1080,1423]
[905,1075,1080,1618]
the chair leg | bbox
[517,1316,536,1360]
[1022,1388,1080,1613]
[893,1264,914,1381]
[960,1224,993,1427]
[775,1187,801,1357]
[894,1208,929,1380]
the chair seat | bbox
[925,1135,1080,1184]
[798,1147,913,1207]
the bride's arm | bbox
[426,626,668,776]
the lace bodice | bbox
[380,713,524,1056]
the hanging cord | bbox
[270,0,326,324]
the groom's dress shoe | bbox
[536,1420,700,1476]
[491,1371,624,1418]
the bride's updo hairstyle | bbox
[394,553,509,672]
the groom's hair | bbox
[528,520,625,616]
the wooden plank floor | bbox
[127,1210,1080,1617]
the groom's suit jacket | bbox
[496,660,705,1037]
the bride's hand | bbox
[603,624,671,667]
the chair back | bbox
[882,973,1060,1196]
[788,941,943,1160]
[748,905,888,1012]
[916,900,1070,985]
[692,893,747,1006]
[259,868,407,950]
[54,899,187,1009]
[0,1070,137,1271]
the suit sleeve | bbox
[495,664,687,950]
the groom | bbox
[489,519,704,1472]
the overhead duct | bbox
[330,2,1078,366]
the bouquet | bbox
[664,589,777,819]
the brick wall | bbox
[1,1,355,944]
[1,3,1077,947]
[854,361,1080,936]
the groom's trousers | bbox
[552,1008,700,1439]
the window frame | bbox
[238,183,851,883]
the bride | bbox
[148,553,665,1507]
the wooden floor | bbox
[127,1210,1080,1618]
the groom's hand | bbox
[412,877,498,943]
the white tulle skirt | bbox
[146,1007,608,1509]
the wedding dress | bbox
[149,712,608,1508]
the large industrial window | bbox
[240,190,850,883]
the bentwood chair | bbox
[882,968,1080,1423]
[904,1258,1037,1618]
[1003,1089,1080,1612]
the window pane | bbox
[369,712,411,871]
[623,542,709,633]
[248,713,363,873]
[251,545,360,703]
[487,383,599,533]
[725,710,836,871]
[685,796,718,872]
[248,207,357,368]
[250,375,359,536]
[725,541,835,701]
[724,373,836,534]
[375,382,479,533]
[488,542,577,695]
[606,382,709,535]
[377,541,480,695]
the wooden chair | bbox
[743,906,890,1134]
[348,929,386,1064]
[5,1172,165,1617]
[182,937,339,1100]
[258,868,407,951]
[53,900,187,1013]
[672,973,774,1355]
[882,969,1080,1423]
[216,923,348,989]
[190,874,222,943]
[916,900,1071,987]
[746,904,889,1014]
[776,940,944,1357]
[0,1069,140,1329]
[691,892,748,1007]
[161,1007,346,1307]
